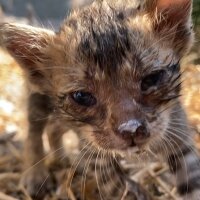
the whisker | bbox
[99,150,109,196]
[169,119,195,129]
[164,133,190,198]
[81,148,96,200]
[36,174,50,197]
[109,155,124,189]
[22,146,64,175]
[157,101,179,115]
[95,149,104,200]
[66,142,92,193]
[161,136,179,184]
[167,127,196,146]
[166,130,200,171]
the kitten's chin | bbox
[113,145,147,158]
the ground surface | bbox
[0,18,200,200]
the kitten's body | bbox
[1,0,200,199]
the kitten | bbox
[1,0,200,199]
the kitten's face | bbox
[56,24,179,153]
[53,0,191,154]
[0,0,193,155]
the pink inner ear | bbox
[5,31,49,69]
[157,0,190,10]
[7,38,41,68]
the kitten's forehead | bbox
[59,0,176,79]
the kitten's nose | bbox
[118,120,150,145]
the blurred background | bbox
[0,0,200,200]
[0,0,93,29]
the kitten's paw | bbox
[20,167,54,199]
[123,179,152,200]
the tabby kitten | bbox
[1,0,200,199]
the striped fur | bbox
[163,104,200,199]
[0,0,199,199]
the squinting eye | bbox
[71,91,97,107]
[141,70,164,92]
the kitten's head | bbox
[0,0,193,155]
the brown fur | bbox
[0,0,196,199]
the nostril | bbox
[135,125,150,138]
[118,130,136,146]
[121,130,135,137]
[118,120,150,145]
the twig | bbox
[0,192,18,200]
[120,181,128,200]
[0,132,16,143]
[131,167,148,182]
[18,185,32,200]
[6,142,22,161]
[66,187,77,200]
[0,172,20,181]
[154,165,168,176]
[0,155,12,165]
[147,168,179,200]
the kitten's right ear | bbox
[145,0,193,55]
[0,23,56,92]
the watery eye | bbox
[141,70,164,91]
[71,91,97,107]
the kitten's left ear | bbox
[146,0,193,55]
[0,23,56,93]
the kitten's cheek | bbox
[79,125,109,149]
[80,126,131,150]
[80,125,95,141]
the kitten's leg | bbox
[165,112,200,199]
[21,93,53,199]
[46,118,70,169]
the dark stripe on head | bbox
[78,15,131,75]
[79,27,130,74]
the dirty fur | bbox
[0,0,200,199]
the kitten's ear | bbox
[154,0,191,28]
[146,0,193,54]
[0,23,55,92]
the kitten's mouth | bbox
[128,146,141,154]
[118,140,146,155]
[114,126,150,152]
[118,146,146,159]
[121,135,150,155]
[128,134,149,150]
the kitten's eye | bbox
[71,91,97,107]
[141,70,164,91]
